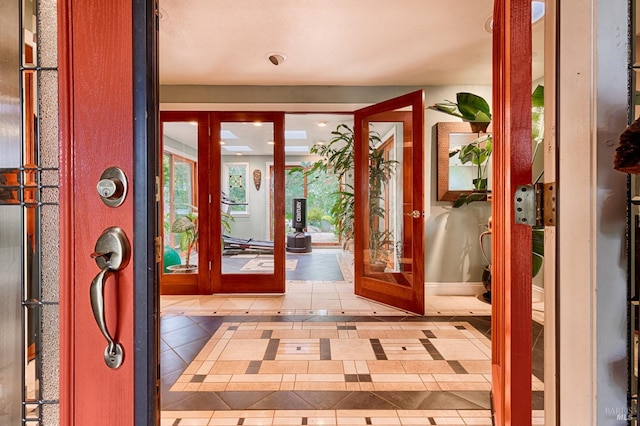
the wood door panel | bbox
[354,91,425,315]
[491,0,533,424]
[213,112,286,293]
[60,0,136,424]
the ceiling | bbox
[159,0,545,153]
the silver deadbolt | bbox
[90,227,131,369]
[97,167,127,207]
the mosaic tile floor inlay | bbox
[161,315,544,414]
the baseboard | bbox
[425,282,546,300]
[424,282,485,296]
[532,285,544,302]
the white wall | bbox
[557,0,629,423]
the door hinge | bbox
[154,236,162,263]
[514,182,556,227]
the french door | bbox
[211,112,286,293]
[353,91,425,315]
[159,111,286,294]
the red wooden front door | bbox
[59,0,149,424]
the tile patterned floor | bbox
[161,315,544,425]
[161,250,546,425]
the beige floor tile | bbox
[330,339,376,360]
[209,360,250,374]
[430,339,490,360]
[402,360,454,374]
[203,374,232,383]
[458,360,492,374]
[217,338,269,360]
[366,360,405,374]
[199,382,227,391]
[224,382,281,391]
[259,360,308,374]
[373,382,427,391]
[229,373,282,383]
[308,360,344,374]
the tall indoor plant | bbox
[169,205,199,272]
[296,123,396,267]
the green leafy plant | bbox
[429,92,492,124]
[293,123,397,265]
[171,205,198,267]
[430,92,493,207]
[430,88,545,277]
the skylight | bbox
[221,130,238,139]
[284,146,309,153]
[285,130,307,140]
[222,146,253,152]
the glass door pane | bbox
[354,91,424,314]
[162,121,199,275]
[221,123,275,274]
[216,113,285,293]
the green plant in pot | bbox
[293,123,397,268]
[169,205,199,272]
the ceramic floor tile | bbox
[161,286,544,421]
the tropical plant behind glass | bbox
[171,205,198,267]
[293,123,396,264]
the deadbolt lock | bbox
[97,167,128,207]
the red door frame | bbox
[491,0,533,424]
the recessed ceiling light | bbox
[236,153,242,156]
[267,141,275,145]
[265,52,287,66]
[253,122,263,127]
[317,121,328,128]
[220,141,226,145]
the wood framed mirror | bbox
[436,121,493,202]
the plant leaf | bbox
[456,92,492,122]
[171,216,195,233]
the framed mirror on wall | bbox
[436,122,493,202]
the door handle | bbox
[90,227,131,369]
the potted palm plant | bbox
[294,123,396,268]
[167,206,199,273]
